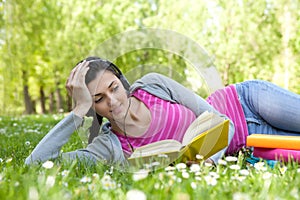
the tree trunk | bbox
[49,92,55,113]
[22,70,35,114]
[55,83,64,113]
[23,85,35,114]
[39,86,46,114]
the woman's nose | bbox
[107,94,117,107]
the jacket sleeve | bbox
[25,112,83,164]
[132,73,235,164]
[25,112,127,166]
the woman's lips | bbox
[111,104,123,116]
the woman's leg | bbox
[236,80,300,135]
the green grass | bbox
[0,114,300,200]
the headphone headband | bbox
[105,61,123,76]
[88,58,123,76]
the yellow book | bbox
[128,111,229,166]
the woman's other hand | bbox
[66,60,92,117]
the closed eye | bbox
[93,81,119,104]
[113,85,119,92]
[95,97,103,103]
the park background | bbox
[1,0,300,116]
[1,1,300,199]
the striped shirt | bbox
[115,89,196,155]
[206,85,248,154]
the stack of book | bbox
[246,134,300,163]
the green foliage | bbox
[0,0,300,114]
[76,116,93,147]
[1,115,300,200]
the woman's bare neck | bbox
[110,97,151,137]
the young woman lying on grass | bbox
[25,56,300,167]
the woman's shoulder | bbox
[130,72,175,100]
[140,72,167,81]
[130,73,164,88]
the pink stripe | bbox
[114,89,196,154]
[206,85,248,154]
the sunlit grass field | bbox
[0,114,300,200]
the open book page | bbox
[181,111,225,146]
[129,139,182,159]
[128,151,181,167]
[128,111,229,165]
[181,119,229,161]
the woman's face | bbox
[87,70,129,122]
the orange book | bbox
[246,134,300,150]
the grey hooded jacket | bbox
[25,73,234,166]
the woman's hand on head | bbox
[66,60,92,117]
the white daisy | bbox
[225,156,238,162]
[42,160,54,169]
[204,175,217,186]
[80,176,91,183]
[229,164,241,170]
[175,163,187,171]
[132,169,149,181]
[126,189,147,200]
[45,176,55,188]
[190,164,201,173]
[239,169,250,176]
[217,159,227,166]
[182,171,190,179]
[191,182,197,189]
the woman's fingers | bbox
[66,60,92,107]
[65,59,93,117]
[66,66,78,96]
[66,60,89,96]
[70,61,93,116]
[72,60,89,85]
[67,61,86,85]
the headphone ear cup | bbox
[119,75,130,91]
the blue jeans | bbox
[235,80,300,136]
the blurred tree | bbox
[3,0,38,114]
[201,0,282,85]
[271,0,299,92]
[0,0,299,115]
